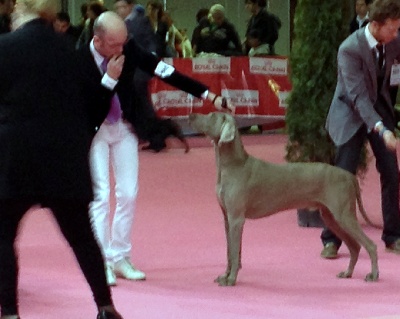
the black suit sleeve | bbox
[125,38,209,97]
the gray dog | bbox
[189,112,379,286]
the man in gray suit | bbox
[322,0,400,258]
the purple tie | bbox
[101,58,122,123]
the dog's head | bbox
[189,112,236,146]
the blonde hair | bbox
[209,4,225,16]
[18,0,59,20]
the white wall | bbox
[68,0,290,55]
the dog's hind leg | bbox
[320,208,361,279]
[336,213,378,282]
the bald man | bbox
[77,12,230,287]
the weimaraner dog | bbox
[189,112,379,286]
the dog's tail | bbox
[354,178,382,229]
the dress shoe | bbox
[386,239,400,254]
[105,264,117,286]
[114,258,146,280]
[97,309,123,319]
[320,242,338,259]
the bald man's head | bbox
[93,11,128,58]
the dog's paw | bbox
[337,270,352,279]
[214,274,227,284]
[214,275,236,286]
[364,272,379,282]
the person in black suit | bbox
[0,0,13,34]
[79,11,231,288]
[0,0,123,318]
[349,0,373,34]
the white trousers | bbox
[89,119,139,264]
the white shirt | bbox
[357,13,369,29]
[365,22,385,59]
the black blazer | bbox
[0,19,110,200]
[77,37,209,140]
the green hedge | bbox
[285,0,351,164]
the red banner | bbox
[150,56,291,121]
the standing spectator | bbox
[53,11,79,46]
[162,11,184,58]
[114,0,135,22]
[84,11,231,287]
[191,7,209,47]
[0,0,124,317]
[73,3,88,38]
[322,0,400,259]
[0,0,13,34]
[76,1,106,49]
[114,0,144,36]
[176,28,193,58]
[192,4,242,57]
[244,0,281,55]
[247,28,270,56]
[350,0,373,34]
[144,0,168,57]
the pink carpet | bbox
[15,134,400,319]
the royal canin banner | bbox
[150,56,291,119]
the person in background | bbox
[114,0,143,36]
[144,0,168,57]
[0,0,13,34]
[350,0,373,34]
[0,0,124,318]
[73,3,88,37]
[191,7,208,47]
[244,0,281,55]
[162,11,184,58]
[53,11,79,46]
[322,0,400,259]
[76,1,106,49]
[84,11,232,287]
[176,28,193,58]
[247,28,270,56]
[192,4,242,57]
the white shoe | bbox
[114,258,146,281]
[105,264,117,286]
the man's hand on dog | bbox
[208,92,235,113]
[383,130,397,151]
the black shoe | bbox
[385,239,400,255]
[97,309,123,319]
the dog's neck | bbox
[215,130,248,167]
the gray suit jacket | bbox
[326,28,400,146]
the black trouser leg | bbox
[46,199,112,308]
[321,127,366,248]
[368,132,400,245]
[0,201,31,317]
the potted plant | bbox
[285,0,353,227]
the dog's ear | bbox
[218,116,235,146]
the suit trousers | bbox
[321,125,400,247]
[0,199,111,316]
[89,119,139,265]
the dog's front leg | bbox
[215,206,231,284]
[215,213,245,286]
